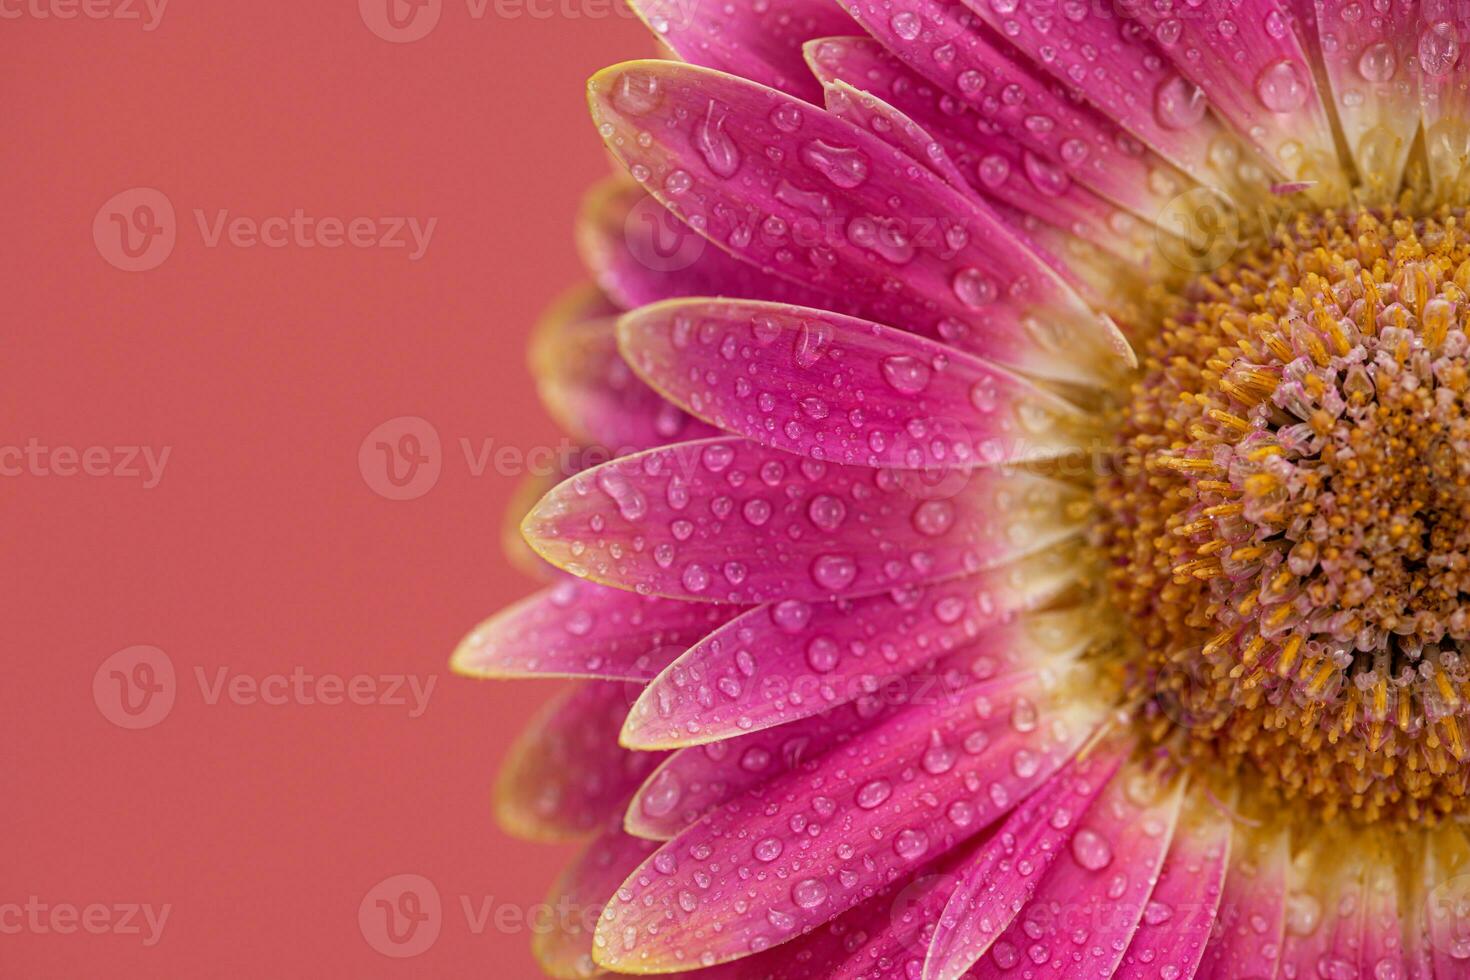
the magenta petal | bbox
[625,0,854,102]
[453,578,739,682]
[588,61,1134,385]
[622,565,1087,749]
[1113,796,1232,980]
[625,697,905,840]
[1196,827,1288,980]
[1127,1,1340,183]
[495,681,667,841]
[961,763,1184,979]
[820,76,976,196]
[922,740,1131,980]
[1417,17,1470,190]
[535,825,663,978]
[522,436,1086,604]
[619,299,1090,471]
[958,0,1242,190]
[578,178,839,313]
[532,289,718,451]
[592,672,1104,973]
[808,37,1156,274]
[835,0,1205,212]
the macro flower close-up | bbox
[454,1,1470,977]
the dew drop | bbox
[1071,828,1113,870]
[811,554,857,590]
[1255,59,1309,113]
[881,355,932,394]
[791,878,829,909]
[952,267,997,308]
[856,778,893,809]
[800,140,870,188]
[694,102,741,178]
[1357,42,1396,83]
[1155,74,1207,130]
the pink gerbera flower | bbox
[455,1,1470,976]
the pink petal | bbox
[1416,15,1470,190]
[618,299,1090,471]
[592,671,1105,973]
[496,681,667,841]
[1196,826,1288,979]
[532,286,718,451]
[588,61,1134,385]
[815,8,1192,223]
[522,436,1086,604]
[535,825,663,978]
[959,0,1246,191]
[453,578,739,682]
[805,35,1155,270]
[621,564,1088,749]
[626,697,906,840]
[1113,794,1233,980]
[922,740,1132,980]
[1421,828,1470,977]
[1138,2,1342,184]
[577,177,838,312]
[961,763,1185,979]
[820,75,977,196]
[1310,0,1420,192]
[625,0,855,102]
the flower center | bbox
[1097,206,1470,825]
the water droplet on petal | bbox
[881,355,932,394]
[800,140,869,188]
[1255,59,1309,113]
[1155,74,1207,130]
[694,102,741,178]
[791,878,828,908]
[856,778,893,809]
[1071,828,1113,870]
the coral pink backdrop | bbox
[5,4,647,976]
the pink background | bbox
[6,3,649,976]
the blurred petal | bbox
[532,286,717,450]
[588,61,1134,385]
[1113,792,1232,980]
[618,299,1091,470]
[495,681,667,841]
[622,568,1089,749]
[522,436,1087,604]
[922,739,1131,980]
[593,671,1104,972]
[625,0,854,102]
[577,178,838,312]
[453,578,739,682]
[535,825,662,978]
